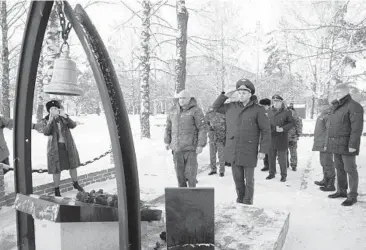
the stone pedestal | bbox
[14,194,160,250]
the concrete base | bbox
[141,204,290,250]
[214,203,290,250]
[34,219,149,250]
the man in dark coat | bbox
[266,95,294,182]
[212,79,271,205]
[206,108,226,176]
[312,97,335,192]
[325,84,364,206]
[259,98,271,171]
[164,89,207,187]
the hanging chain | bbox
[4,150,112,174]
[56,1,72,47]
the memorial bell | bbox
[43,45,83,96]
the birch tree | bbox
[175,0,188,93]
[140,0,151,138]
[0,0,27,118]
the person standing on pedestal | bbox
[212,79,271,205]
[34,100,84,196]
[325,84,364,206]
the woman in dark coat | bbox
[34,100,84,196]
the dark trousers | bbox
[173,151,198,187]
[319,152,335,179]
[269,148,287,177]
[263,154,269,167]
[231,163,255,203]
[334,154,358,198]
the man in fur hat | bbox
[211,79,271,205]
[164,90,207,187]
[266,94,294,182]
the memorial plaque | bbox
[165,188,215,250]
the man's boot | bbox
[328,190,347,199]
[280,175,286,182]
[266,174,275,180]
[73,181,84,192]
[261,165,269,171]
[320,177,336,192]
[341,197,357,206]
[54,187,61,197]
[314,177,326,186]
[291,165,297,171]
[208,170,217,175]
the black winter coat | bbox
[212,93,271,167]
[324,94,364,156]
[268,105,294,151]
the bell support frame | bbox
[13,1,140,250]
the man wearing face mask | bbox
[266,95,294,182]
[212,79,271,205]
[164,90,207,188]
[325,84,364,206]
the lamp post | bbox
[13,1,140,249]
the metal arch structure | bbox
[13,1,141,250]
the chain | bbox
[56,1,72,45]
[4,150,112,174]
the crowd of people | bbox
[164,79,364,207]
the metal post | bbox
[65,3,141,249]
[13,1,54,250]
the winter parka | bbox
[324,94,364,156]
[288,109,303,142]
[268,104,294,151]
[164,98,207,152]
[212,93,271,167]
[35,115,81,174]
[312,107,331,152]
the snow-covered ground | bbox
[1,114,366,250]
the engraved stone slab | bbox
[165,188,215,250]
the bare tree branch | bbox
[120,0,142,19]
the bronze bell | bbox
[43,48,83,96]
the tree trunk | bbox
[175,0,189,94]
[36,53,45,121]
[0,1,10,118]
[42,8,60,102]
[139,0,151,138]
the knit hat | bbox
[259,98,271,106]
[236,79,255,94]
[46,100,61,112]
[272,94,283,101]
[175,89,192,98]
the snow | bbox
[1,114,366,250]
